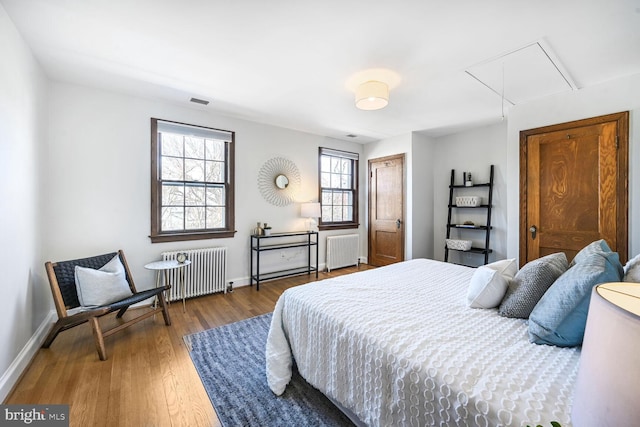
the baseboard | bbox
[218,261,370,292]
[0,310,56,403]
[227,260,368,290]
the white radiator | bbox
[326,234,359,272]
[161,247,227,301]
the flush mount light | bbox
[355,80,389,110]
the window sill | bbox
[150,230,237,243]
[318,223,359,231]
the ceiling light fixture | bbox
[355,81,389,110]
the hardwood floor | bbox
[4,265,374,427]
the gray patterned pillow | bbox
[498,252,568,319]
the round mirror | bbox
[275,174,289,189]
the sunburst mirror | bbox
[257,157,301,206]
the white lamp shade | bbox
[355,81,389,110]
[571,282,640,426]
[301,202,321,218]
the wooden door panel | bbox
[538,231,602,261]
[373,230,401,263]
[598,122,620,245]
[538,136,598,233]
[525,133,542,260]
[527,124,615,260]
[520,112,628,265]
[375,166,397,221]
[368,154,404,266]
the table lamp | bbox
[301,202,321,231]
[571,282,640,426]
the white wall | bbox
[506,73,640,261]
[432,122,508,265]
[411,132,435,259]
[0,5,50,398]
[44,82,365,290]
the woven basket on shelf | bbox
[446,239,472,251]
[455,196,480,207]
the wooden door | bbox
[520,112,628,265]
[368,154,405,266]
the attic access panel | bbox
[466,41,577,105]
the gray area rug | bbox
[184,313,355,427]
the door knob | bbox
[396,219,402,229]
[530,225,537,240]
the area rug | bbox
[184,313,355,427]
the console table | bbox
[250,231,318,290]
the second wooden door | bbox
[368,154,405,266]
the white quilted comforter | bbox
[266,259,580,426]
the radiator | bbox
[326,234,359,272]
[161,247,227,301]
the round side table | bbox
[144,259,191,312]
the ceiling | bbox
[3,0,640,143]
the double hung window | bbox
[318,147,359,230]
[150,119,235,242]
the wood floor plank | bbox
[3,265,374,426]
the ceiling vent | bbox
[190,97,210,105]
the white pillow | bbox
[467,259,517,309]
[485,258,518,278]
[623,253,640,282]
[75,254,133,307]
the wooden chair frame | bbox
[43,249,171,360]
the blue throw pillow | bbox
[529,250,623,347]
[570,239,624,279]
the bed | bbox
[266,258,581,427]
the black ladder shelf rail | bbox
[444,165,494,265]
